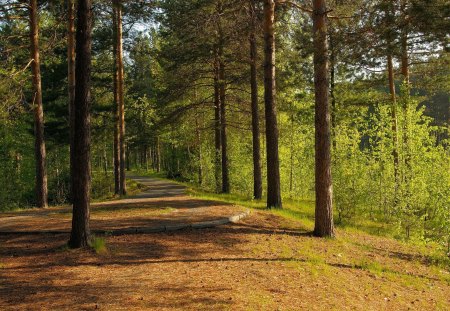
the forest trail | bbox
[1,197,449,310]
[1,179,449,310]
[0,176,248,234]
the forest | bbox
[0,0,449,309]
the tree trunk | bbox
[329,26,337,151]
[312,0,335,237]
[213,54,222,193]
[401,0,411,205]
[215,1,229,194]
[263,0,282,208]
[114,0,126,195]
[289,112,294,193]
[112,4,120,195]
[385,3,399,194]
[195,108,203,185]
[29,0,48,208]
[103,146,108,176]
[249,0,263,200]
[68,0,76,202]
[387,54,399,189]
[69,0,92,248]
[156,136,161,172]
[218,56,229,193]
[126,145,130,171]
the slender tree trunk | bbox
[312,0,335,237]
[216,1,229,194]
[156,136,161,172]
[263,0,282,208]
[401,0,411,206]
[219,67,229,193]
[68,0,76,202]
[329,27,337,151]
[112,4,120,195]
[401,37,409,85]
[289,112,294,193]
[387,54,399,189]
[103,146,108,176]
[69,0,92,248]
[29,0,48,208]
[385,3,400,194]
[114,0,126,195]
[219,67,229,192]
[126,145,130,171]
[213,54,222,193]
[249,0,263,200]
[195,109,203,185]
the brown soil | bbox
[0,177,449,310]
[1,212,449,310]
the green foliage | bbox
[0,0,448,258]
[90,236,108,255]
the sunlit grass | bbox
[90,236,108,254]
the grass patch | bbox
[357,259,387,276]
[90,236,108,254]
[246,292,274,310]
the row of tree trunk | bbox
[256,0,334,236]
[213,0,230,194]
[30,0,338,244]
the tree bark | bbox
[385,3,399,194]
[312,0,335,237]
[156,136,161,172]
[194,107,203,185]
[216,1,229,194]
[29,0,48,208]
[213,54,222,193]
[69,0,92,248]
[401,0,411,203]
[387,54,399,189]
[329,26,337,151]
[114,0,126,195]
[263,0,282,208]
[249,0,263,200]
[68,0,76,202]
[112,4,120,194]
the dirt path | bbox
[0,177,449,310]
[0,176,247,234]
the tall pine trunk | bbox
[217,1,229,194]
[114,0,126,195]
[195,107,203,185]
[263,0,282,208]
[385,4,399,194]
[68,0,76,202]
[329,27,337,151]
[213,54,222,193]
[312,0,335,237]
[29,0,48,208]
[112,4,120,194]
[401,0,411,206]
[69,0,92,248]
[387,54,399,189]
[249,0,263,200]
[156,136,161,172]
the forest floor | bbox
[0,176,449,310]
